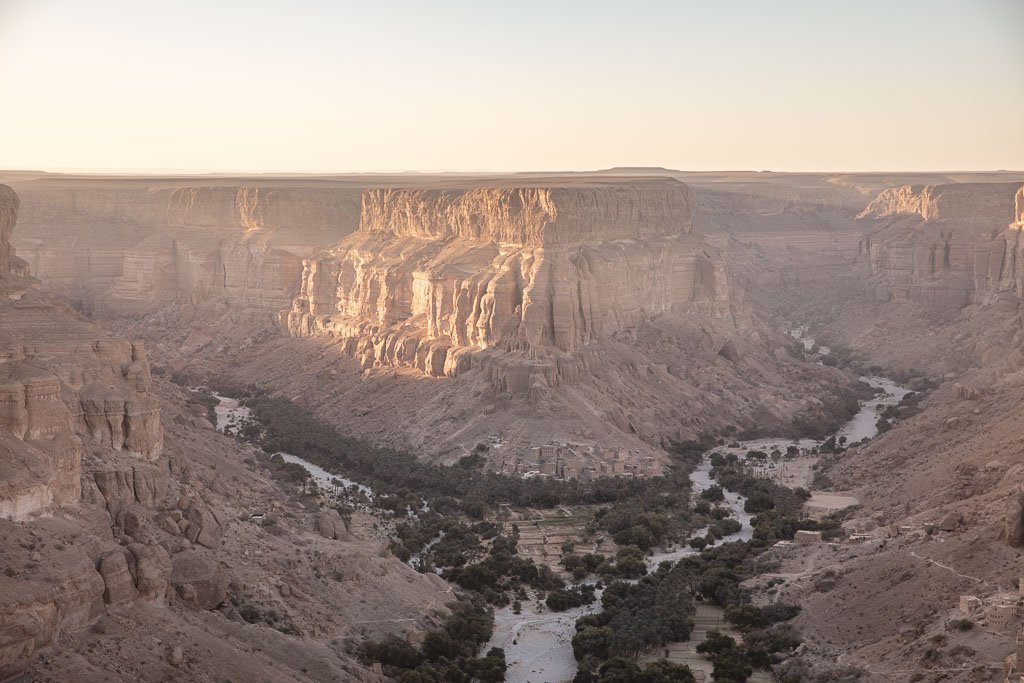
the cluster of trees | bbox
[562,545,649,580]
[569,538,804,680]
[584,437,725,552]
[697,631,754,681]
[390,514,505,567]
[687,517,742,550]
[441,529,564,605]
[697,618,803,682]
[876,390,922,434]
[545,584,597,611]
[574,659,697,682]
[712,464,810,517]
[233,392,711,526]
[360,598,505,682]
[572,563,697,676]
[788,386,862,440]
[707,455,851,544]
[725,603,800,631]
[264,453,315,486]
[561,552,608,581]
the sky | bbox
[0,0,1021,173]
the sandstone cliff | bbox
[287,180,734,393]
[11,183,362,316]
[857,182,1020,308]
[975,185,1024,302]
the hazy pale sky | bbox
[0,0,1021,173]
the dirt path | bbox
[908,549,990,587]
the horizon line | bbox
[3,166,1024,177]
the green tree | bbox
[572,625,612,661]
[711,649,752,682]
[641,659,697,682]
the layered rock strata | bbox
[0,183,169,675]
[286,180,734,392]
[975,185,1024,302]
[0,184,161,521]
[12,184,362,316]
[857,183,1020,308]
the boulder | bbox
[117,505,155,544]
[313,510,350,541]
[938,512,962,532]
[184,506,225,548]
[157,514,181,536]
[96,550,138,605]
[953,384,978,400]
[718,340,741,363]
[171,551,228,610]
[126,543,171,604]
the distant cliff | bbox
[857,182,1020,308]
[0,184,17,275]
[860,183,1019,224]
[12,184,362,316]
[976,185,1024,302]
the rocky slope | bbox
[739,182,1024,681]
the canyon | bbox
[4,169,1024,681]
[3,172,873,474]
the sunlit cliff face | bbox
[286,179,734,388]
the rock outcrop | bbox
[287,179,734,393]
[857,183,1020,308]
[0,545,106,677]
